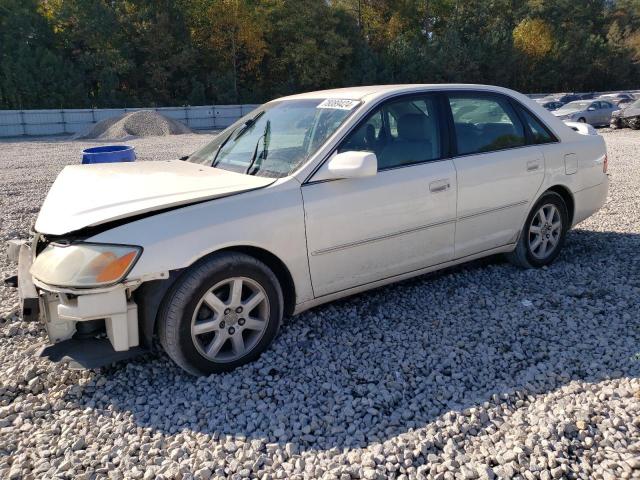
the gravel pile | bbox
[74,110,193,140]
[1,130,639,479]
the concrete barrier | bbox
[0,104,261,138]
[2,91,639,138]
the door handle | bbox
[526,160,541,172]
[429,179,450,193]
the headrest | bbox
[397,114,428,141]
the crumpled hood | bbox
[618,106,640,118]
[35,160,274,235]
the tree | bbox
[0,0,638,109]
[184,0,266,103]
[0,0,86,108]
[513,18,554,58]
[258,0,361,97]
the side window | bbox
[339,96,441,170]
[340,109,383,153]
[516,106,556,145]
[448,95,526,155]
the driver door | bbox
[301,94,457,297]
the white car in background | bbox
[597,92,635,105]
[7,84,609,375]
[552,100,618,126]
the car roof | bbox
[276,84,523,102]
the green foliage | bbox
[0,0,638,108]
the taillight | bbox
[603,153,608,173]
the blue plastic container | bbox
[82,145,136,164]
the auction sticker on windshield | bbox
[317,99,360,110]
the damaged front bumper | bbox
[5,240,147,368]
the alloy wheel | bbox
[528,203,562,260]
[190,276,270,363]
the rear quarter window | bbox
[516,105,557,145]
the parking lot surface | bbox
[0,130,639,479]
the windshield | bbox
[560,101,591,110]
[188,98,360,178]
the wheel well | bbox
[547,185,575,225]
[219,246,297,316]
[138,246,296,348]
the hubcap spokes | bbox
[191,277,269,363]
[528,204,561,260]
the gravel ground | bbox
[0,130,639,480]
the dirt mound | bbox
[75,110,192,140]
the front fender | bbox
[87,180,314,307]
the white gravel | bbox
[1,130,639,480]
[74,111,193,140]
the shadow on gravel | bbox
[66,228,640,452]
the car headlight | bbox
[30,243,142,288]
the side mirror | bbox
[326,151,378,179]
[587,106,596,111]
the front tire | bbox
[158,252,283,375]
[507,192,569,268]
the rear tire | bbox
[158,252,283,375]
[506,192,569,269]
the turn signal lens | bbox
[30,243,142,287]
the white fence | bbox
[0,105,261,138]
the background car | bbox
[597,92,635,105]
[540,100,565,111]
[615,97,635,108]
[610,99,640,129]
[552,100,618,126]
[555,93,582,103]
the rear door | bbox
[598,101,615,125]
[446,92,545,257]
[585,102,600,125]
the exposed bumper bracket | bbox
[18,245,40,322]
[38,338,148,369]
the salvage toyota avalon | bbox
[6,84,609,375]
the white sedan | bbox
[552,100,618,126]
[7,84,609,375]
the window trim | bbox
[304,91,452,185]
[303,89,562,184]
